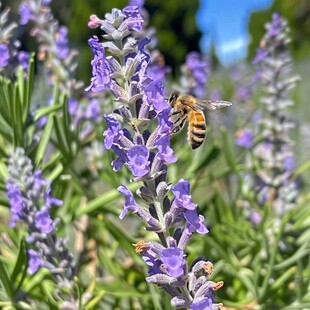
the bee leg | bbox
[172,117,187,134]
[169,110,181,117]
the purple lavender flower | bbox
[122,6,144,32]
[111,145,128,171]
[118,185,140,219]
[6,182,25,227]
[155,135,177,164]
[172,179,197,210]
[27,249,44,275]
[86,36,112,93]
[127,145,150,177]
[190,298,213,310]
[0,43,10,67]
[184,210,209,234]
[143,81,169,112]
[35,209,54,234]
[103,114,121,149]
[160,247,185,278]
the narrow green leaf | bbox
[84,291,106,310]
[53,114,70,158]
[45,163,64,182]
[274,245,310,269]
[14,83,24,147]
[24,53,35,123]
[11,239,27,287]
[0,77,12,126]
[35,114,54,166]
[33,104,63,122]
[270,266,296,290]
[0,260,13,300]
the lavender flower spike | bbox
[6,148,75,287]
[87,4,225,308]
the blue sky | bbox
[196,0,272,66]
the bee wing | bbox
[197,99,232,110]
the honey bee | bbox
[168,91,232,149]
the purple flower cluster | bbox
[253,13,288,66]
[6,148,75,284]
[0,4,29,72]
[18,0,82,93]
[86,4,224,308]
[180,51,210,98]
[134,240,224,309]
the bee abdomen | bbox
[188,111,206,149]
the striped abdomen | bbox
[187,110,206,149]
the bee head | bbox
[168,91,180,106]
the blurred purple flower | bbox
[284,155,295,172]
[55,26,69,59]
[249,211,262,225]
[0,44,10,67]
[235,129,253,149]
[267,13,283,37]
[129,0,145,6]
[253,48,269,65]
[19,3,33,25]
[17,51,30,71]
[27,249,43,275]
[35,209,54,234]
[86,99,101,121]
[183,51,209,98]
[43,0,52,5]
[44,188,63,208]
[6,182,25,227]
